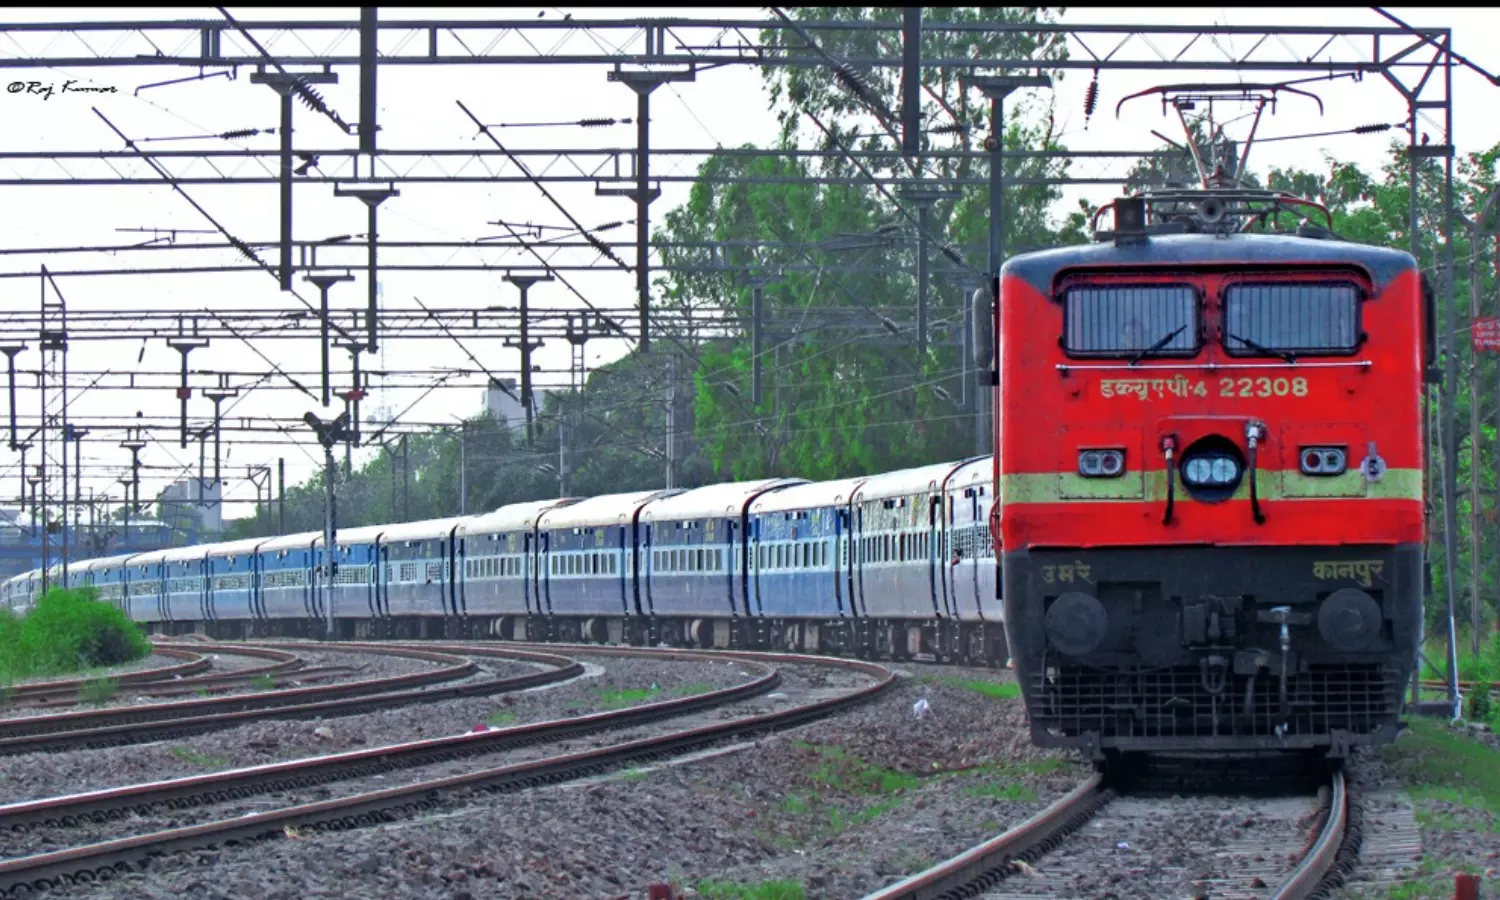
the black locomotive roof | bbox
[1001,232,1416,295]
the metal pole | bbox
[1408,101,1426,709]
[665,354,676,490]
[634,87,653,353]
[558,415,568,498]
[901,7,923,158]
[458,422,467,515]
[751,282,764,406]
[1,345,23,450]
[279,89,293,291]
[324,441,336,638]
[277,456,286,534]
[72,427,85,564]
[1470,221,1484,657]
[503,274,550,448]
[401,433,409,520]
[964,75,1048,456]
[1439,54,1462,719]
[916,197,931,358]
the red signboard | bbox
[1474,317,1500,353]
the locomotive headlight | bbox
[1181,454,1240,487]
[1078,449,1125,478]
[1299,446,1347,476]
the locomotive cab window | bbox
[1221,281,1362,356]
[1060,283,1199,358]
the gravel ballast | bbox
[23,660,1088,900]
[0,653,753,808]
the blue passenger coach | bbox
[257,532,319,624]
[536,490,674,643]
[206,537,265,624]
[459,498,578,638]
[639,478,804,647]
[5,455,1010,665]
[378,518,465,631]
[747,477,868,622]
[322,524,386,629]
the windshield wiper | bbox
[1128,325,1187,366]
[1227,332,1297,364]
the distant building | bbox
[483,378,543,430]
[154,479,222,540]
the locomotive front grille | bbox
[1028,662,1399,741]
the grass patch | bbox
[0,588,151,682]
[78,676,117,706]
[249,674,276,691]
[619,767,651,781]
[772,743,924,841]
[964,781,1038,802]
[917,675,1021,700]
[1379,718,1500,810]
[486,710,519,727]
[170,746,228,769]
[695,879,806,900]
[588,681,716,711]
[796,742,922,795]
[597,686,660,708]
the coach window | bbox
[1061,283,1199,358]
[1221,281,1362,356]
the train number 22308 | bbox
[1099,375,1310,401]
[1217,376,1309,398]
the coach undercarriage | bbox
[155,613,1010,667]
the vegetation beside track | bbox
[1351,718,1500,899]
[0,588,151,685]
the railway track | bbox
[0,644,581,755]
[862,762,1359,900]
[1,647,213,707]
[0,646,893,897]
[1,645,307,711]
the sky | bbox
[0,5,1496,527]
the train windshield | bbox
[1222,282,1361,356]
[1061,284,1199,358]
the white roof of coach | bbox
[538,490,679,531]
[256,531,320,555]
[377,516,467,545]
[750,477,870,516]
[76,553,141,573]
[853,459,979,504]
[160,545,211,566]
[205,537,273,560]
[641,479,806,524]
[127,548,173,568]
[944,456,994,495]
[315,523,388,549]
[461,498,581,537]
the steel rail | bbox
[0,652,894,896]
[1,647,211,702]
[1270,770,1349,900]
[84,665,362,703]
[0,647,578,755]
[4,645,303,708]
[0,646,474,741]
[0,649,772,833]
[858,774,1110,900]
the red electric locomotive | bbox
[994,186,1429,760]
